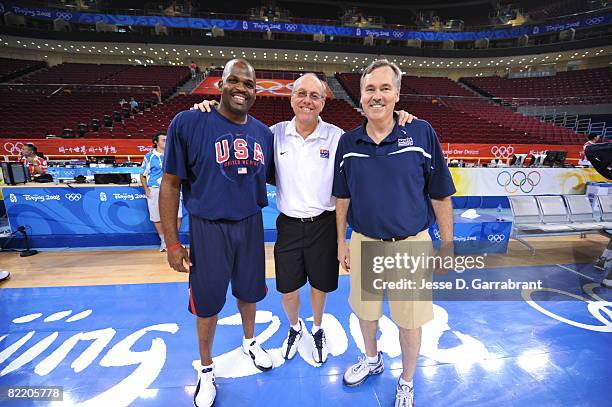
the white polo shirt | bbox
[270,117,344,218]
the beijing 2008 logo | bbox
[496,170,541,194]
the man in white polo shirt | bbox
[195,73,414,364]
[269,73,343,364]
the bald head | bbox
[292,73,326,97]
[222,58,255,82]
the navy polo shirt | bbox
[164,108,274,221]
[332,119,455,240]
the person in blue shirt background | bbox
[333,59,455,407]
[140,132,183,251]
[129,97,139,113]
[160,58,275,407]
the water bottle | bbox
[496,204,504,221]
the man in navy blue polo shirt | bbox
[333,60,455,407]
[159,59,275,407]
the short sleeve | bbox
[140,154,149,176]
[425,125,456,199]
[332,136,350,198]
[163,112,189,180]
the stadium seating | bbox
[19,63,190,98]
[460,68,612,105]
[336,72,474,105]
[0,57,46,82]
[119,94,363,138]
[0,63,192,138]
[336,72,589,144]
[0,61,598,144]
[0,87,159,139]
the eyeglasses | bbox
[293,90,324,101]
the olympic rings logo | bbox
[487,234,506,242]
[585,17,604,26]
[56,12,73,20]
[490,145,514,159]
[392,31,404,38]
[497,170,541,194]
[284,24,298,31]
[65,193,82,202]
[3,142,24,154]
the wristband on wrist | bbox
[167,242,183,252]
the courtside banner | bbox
[2,139,153,158]
[450,168,606,196]
[2,140,586,160]
[441,143,584,161]
[193,77,334,97]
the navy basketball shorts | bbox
[274,211,339,294]
[187,211,267,318]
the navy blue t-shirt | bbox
[164,108,274,221]
[332,119,456,240]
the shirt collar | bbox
[356,113,401,144]
[152,149,163,157]
[287,116,327,140]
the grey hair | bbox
[360,59,402,92]
[221,58,255,82]
[292,73,327,96]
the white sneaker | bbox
[395,381,414,407]
[603,278,612,288]
[281,320,303,360]
[0,271,10,281]
[242,339,273,371]
[193,366,216,407]
[311,328,328,364]
[343,351,384,387]
[159,241,167,252]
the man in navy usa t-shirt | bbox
[333,60,455,407]
[160,59,275,407]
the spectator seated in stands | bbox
[119,98,127,107]
[129,97,139,113]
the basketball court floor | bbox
[1,236,611,407]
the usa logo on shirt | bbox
[320,149,329,159]
[398,137,413,147]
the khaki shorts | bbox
[348,230,434,330]
[146,187,183,222]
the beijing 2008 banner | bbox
[1,140,587,161]
[193,77,333,98]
